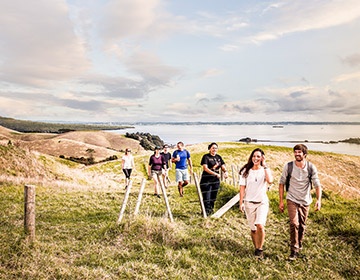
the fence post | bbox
[117,180,133,224]
[231,165,236,186]
[158,176,174,222]
[134,178,146,216]
[193,173,207,218]
[24,185,36,242]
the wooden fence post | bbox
[134,178,146,216]
[193,173,207,218]
[231,165,237,186]
[158,176,174,222]
[117,180,133,224]
[24,185,36,241]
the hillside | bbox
[0,125,144,162]
[0,116,132,133]
[1,130,359,279]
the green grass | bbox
[1,180,359,280]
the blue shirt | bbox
[172,149,190,170]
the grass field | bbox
[1,143,359,279]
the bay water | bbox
[111,123,360,156]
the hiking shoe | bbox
[289,251,298,261]
[254,249,264,258]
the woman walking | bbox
[200,142,228,216]
[148,146,166,198]
[121,148,135,189]
[239,148,273,258]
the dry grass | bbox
[0,128,360,279]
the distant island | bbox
[0,116,133,133]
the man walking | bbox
[279,144,322,260]
[172,142,193,197]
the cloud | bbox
[249,0,360,44]
[221,86,360,118]
[341,53,360,67]
[99,0,179,44]
[0,0,90,87]
[200,68,223,78]
[124,51,183,86]
[332,71,360,83]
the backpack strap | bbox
[285,161,293,192]
[307,161,313,189]
[286,161,314,191]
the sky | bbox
[1,0,360,123]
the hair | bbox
[239,148,265,178]
[125,148,131,155]
[177,141,184,147]
[293,144,308,155]
[208,142,218,150]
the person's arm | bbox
[148,157,152,178]
[203,164,220,179]
[148,164,152,178]
[239,185,246,212]
[221,164,228,179]
[279,183,285,213]
[188,157,193,173]
[315,185,322,211]
[264,167,273,184]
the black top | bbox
[200,153,225,183]
[161,152,172,168]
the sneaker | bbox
[254,249,264,258]
[289,251,298,261]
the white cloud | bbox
[250,0,360,44]
[0,0,90,87]
[332,71,360,83]
[200,68,223,78]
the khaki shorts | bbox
[244,200,269,231]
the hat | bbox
[155,146,161,150]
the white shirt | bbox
[239,167,269,203]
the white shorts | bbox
[175,169,189,183]
[244,200,269,231]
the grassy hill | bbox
[0,130,359,279]
[0,116,132,133]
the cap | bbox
[155,146,161,150]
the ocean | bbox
[110,123,360,156]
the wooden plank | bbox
[211,193,239,218]
[159,175,174,222]
[134,178,146,216]
[193,173,207,218]
[117,180,133,223]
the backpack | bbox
[285,161,313,191]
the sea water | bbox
[110,123,360,156]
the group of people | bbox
[121,142,322,261]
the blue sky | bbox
[1,0,360,123]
